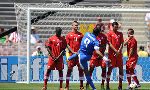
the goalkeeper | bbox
[42,27,67,90]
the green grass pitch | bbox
[0,83,150,90]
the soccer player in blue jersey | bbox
[68,27,110,90]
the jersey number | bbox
[84,38,90,48]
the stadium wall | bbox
[0,56,150,83]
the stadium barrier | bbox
[0,56,150,83]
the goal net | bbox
[14,3,150,83]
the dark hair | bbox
[112,22,119,27]
[55,27,62,33]
[93,27,100,36]
[139,46,144,51]
[0,27,4,32]
[128,28,134,35]
[73,20,79,24]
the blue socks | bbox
[85,75,96,90]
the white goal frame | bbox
[26,7,150,84]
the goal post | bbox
[15,3,150,84]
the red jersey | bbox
[127,37,138,57]
[91,33,108,59]
[66,31,83,52]
[107,31,124,56]
[46,35,67,57]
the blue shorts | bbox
[78,53,91,69]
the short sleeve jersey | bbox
[127,37,138,57]
[107,31,124,55]
[91,33,108,59]
[66,31,83,52]
[79,32,99,56]
[46,35,67,57]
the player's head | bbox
[92,27,100,36]
[127,28,134,37]
[97,17,102,22]
[0,27,4,32]
[55,27,62,37]
[31,26,36,34]
[95,24,103,32]
[72,20,79,31]
[139,46,144,51]
[36,46,41,51]
[112,22,119,31]
[109,19,115,23]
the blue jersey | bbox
[79,32,99,56]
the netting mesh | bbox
[14,3,150,83]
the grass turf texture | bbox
[0,83,149,90]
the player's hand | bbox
[66,59,69,62]
[105,60,112,67]
[96,56,101,60]
[102,56,109,62]
[51,56,57,61]
[108,60,112,67]
[115,50,120,57]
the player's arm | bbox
[108,42,119,56]
[128,47,134,58]
[67,44,77,54]
[118,42,124,53]
[124,38,129,46]
[54,50,66,61]
[45,46,55,59]
[118,33,124,53]
[45,40,55,60]
[94,46,109,61]
[124,36,133,46]
[55,37,67,61]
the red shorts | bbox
[90,58,106,68]
[47,57,64,70]
[108,54,123,67]
[67,57,81,69]
[126,56,138,69]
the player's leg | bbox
[79,54,96,90]
[42,59,54,90]
[42,69,51,90]
[86,65,95,89]
[106,66,113,90]
[65,61,74,90]
[77,63,84,90]
[83,68,96,90]
[101,67,106,90]
[58,70,63,90]
[126,63,131,86]
[118,66,123,90]
[130,68,141,88]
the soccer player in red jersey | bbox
[65,21,84,90]
[106,22,124,90]
[86,24,118,90]
[124,28,141,89]
[42,27,67,90]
